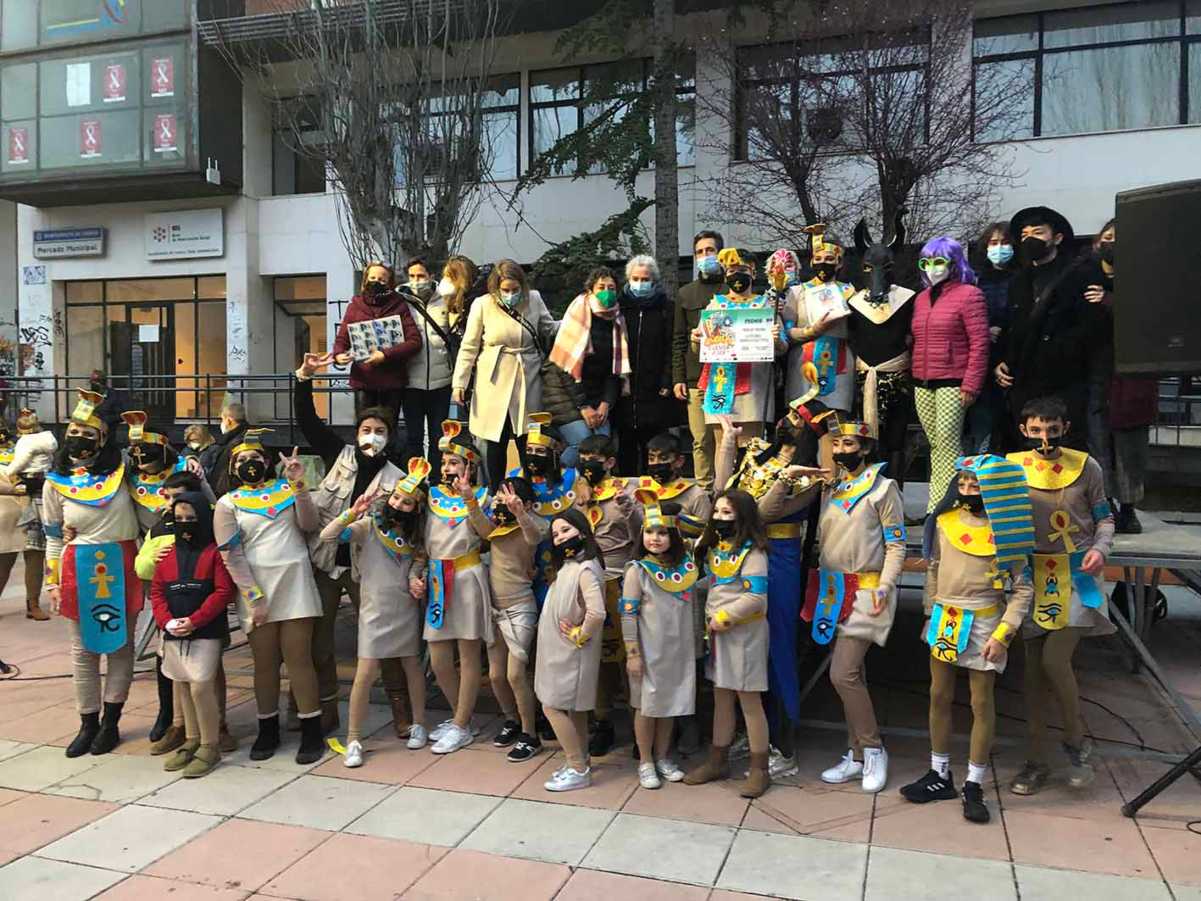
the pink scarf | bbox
[549,293,631,381]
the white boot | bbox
[861,746,888,793]
[821,749,864,784]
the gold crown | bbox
[231,427,273,459]
[826,413,875,440]
[396,457,432,497]
[803,223,843,258]
[635,480,677,531]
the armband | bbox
[568,625,587,648]
[241,586,265,606]
[44,522,63,539]
[991,621,1014,647]
[619,596,641,616]
[882,522,907,544]
[288,479,307,492]
[338,527,354,544]
[713,609,732,626]
[740,575,768,594]
[44,557,60,585]
[339,509,356,524]
[1092,500,1113,523]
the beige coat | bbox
[452,290,559,443]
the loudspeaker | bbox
[1114,180,1201,375]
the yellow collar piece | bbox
[0,445,12,466]
[707,540,752,581]
[228,478,296,519]
[429,484,487,524]
[1006,447,1087,490]
[47,463,126,507]
[654,478,693,501]
[635,554,699,595]
[937,508,996,559]
[487,522,522,540]
[591,476,628,503]
[829,462,886,514]
[130,466,174,511]
[372,514,414,559]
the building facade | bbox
[2,0,1199,427]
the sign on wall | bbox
[33,228,106,259]
[145,208,223,260]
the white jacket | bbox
[406,294,454,391]
[4,430,57,479]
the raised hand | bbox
[299,351,334,379]
[351,489,379,519]
[279,447,305,484]
[453,471,473,501]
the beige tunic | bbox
[466,503,544,661]
[816,471,906,646]
[782,279,857,411]
[43,477,141,559]
[621,562,697,717]
[340,517,421,659]
[534,558,605,711]
[704,548,769,692]
[589,481,641,578]
[214,489,323,629]
[452,290,559,442]
[422,489,493,643]
[925,509,1034,673]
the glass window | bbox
[1190,44,1201,122]
[972,14,1039,56]
[272,97,326,196]
[66,305,105,377]
[1190,0,1201,33]
[1,2,38,52]
[1,63,37,120]
[66,280,103,303]
[174,299,197,419]
[974,58,1035,141]
[1043,1,1181,48]
[197,276,226,299]
[274,275,326,301]
[1042,43,1180,135]
[107,277,195,302]
[196,302,227,419]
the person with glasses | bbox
[909,237,990,516]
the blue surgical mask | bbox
[987,244,1014,266]
[628,280,654,298]
[498,290,521,307]
[697,256,722,278]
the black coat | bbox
[200,421,249,498]
[619,288,676,430]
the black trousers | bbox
[485,417,528,493]
[401,386,452,480]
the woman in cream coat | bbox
[451,259,558,490]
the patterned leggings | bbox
[915,386,964,513]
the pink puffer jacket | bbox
[909,281,991,397]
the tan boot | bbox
[182,744,221,779]
[25,599,49,621]
[218,722,238,753]
[390,693,412,739]
[150,724,187,756]
[320,699,340,736]
[683,744,729,785]
[739,751,771,799]
[163,739,201,772]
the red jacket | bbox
[333,292,423,391]
[910,281,991,398]
[150,544,235,634]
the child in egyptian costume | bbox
[320,458,432,766]
[782,225,858,472]
[620,486,698,790]
[901,454,1035,823]
[465,474,546,763]
[803,413,907,793]
[43,390,143,758]
[682,488,772,798]
[416,419,493,755]
[1006,395,1115,797]
[214,428,326,765]
[713,370,828,776]
[511,412,579,605]
[645,430,714,524]
[693,247,785,442]
[0,409,55,622]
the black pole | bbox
[1121,745,1201,818]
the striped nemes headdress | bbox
[635,480,677,531]
[953,454,1035,571]
[395,457,432,499]
[231,427,273,459]
[438,419,478,464]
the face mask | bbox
[492,505,516,526]
[188,441,202,450]
[1023,435,1060,455]
[628,280,654,298]
[408,280,434,301]
[925,264,950,286]
[579,460,606,486]
[1020,236,1050,264]
[235,459,267,485]
[987,244,1014,266]
[173,521,197,544]
[525,454,553,477]
[961,495,985,514]
[437,277,456,297]
[594,289,617,309]
[66,434,99,460]
[697,256,723,280]
[1098,243,1115,265]
[365,281,389,299]
[358,433,387,456]
[557,534,585,559]
[727,272,753,294]
[646,462,674,484]
[383,505,417,528]
[711,518,736,539]
[833,451,863,472]
[813,262,837,282]
[498,290,521,307]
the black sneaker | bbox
[506,733,542,763]
[962,780,990,823]
[494,720,521,748]
[900,769,957,803]
[536,711,556,742]
[588,718,615,757]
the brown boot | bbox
[390,693,412,739]
[683,744,729,785]
[218,722,238,753]
[25,598,49,621]
[739,751,771,799]
[320,699,340,736]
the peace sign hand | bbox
[495,483,520,512]
[351,489,380,519]
[299,352,335,379]
[453,471,473,501]
[279,447,305,484]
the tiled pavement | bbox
[2,573,1201,899]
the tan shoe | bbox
[150,725,187,756]
[163,739,201,772]
[682,744,730,786]
[25,599,49,621]
[182,745,221,779]
[218,723,238,753]
[739,751,771,798]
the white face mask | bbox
[359,433,387,456]
[436,277,456,297]
[188,441,202,450]
[926,264,950,286]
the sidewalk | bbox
[1,564,1199,900]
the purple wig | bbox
[919,236,976,287]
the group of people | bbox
[0,204,1135,820]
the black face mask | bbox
[1020,236,1050,264]
[711,518,736,539]
[235,459,267,485]
[833,451,863,472]
[727,272,753,294]
[557,535,585,559]
[579,460,606,486]
[813,262,837,282]
[382,505,417,527]
[66,434,100,460]
[492,505,516,526]
[961,495,985,514]
[173,520,198,545]
[365,281,390,302]
[1098,243,1115,265]
[526,454,554,477]
[1023,435,1060,455]
[646,462,674,485]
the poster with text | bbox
[699,307,776,364]
[80,119,102,158]
[153,114,177,153]
[103,64,126,102]
[150,57,174,98]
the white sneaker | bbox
[406,724,428,750]
[428,719,454,742]
[545,766,592,792]
[768,745,799,778]
[655,758,685,782]
[431,724,474,754]
[861,747,889,793]
[343,740,364,768]
[639,762,662,789]
[821,750,864,784]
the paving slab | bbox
[581,813,735,887]
[345,786,500,846]
[0,744,103,791]
[0,793,119,856]
[1013,864,1172,901]
[864,847,1016,901]
[716,829,868,901]
[0,856,127,900]
[238,773,394,832]
[461,797,616,865]
[45,752,182,803]
[139,763,299,817]
[94,874,252,900]
[260,832,446,900]
[37,804,221,873]
[403,846,571,900]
